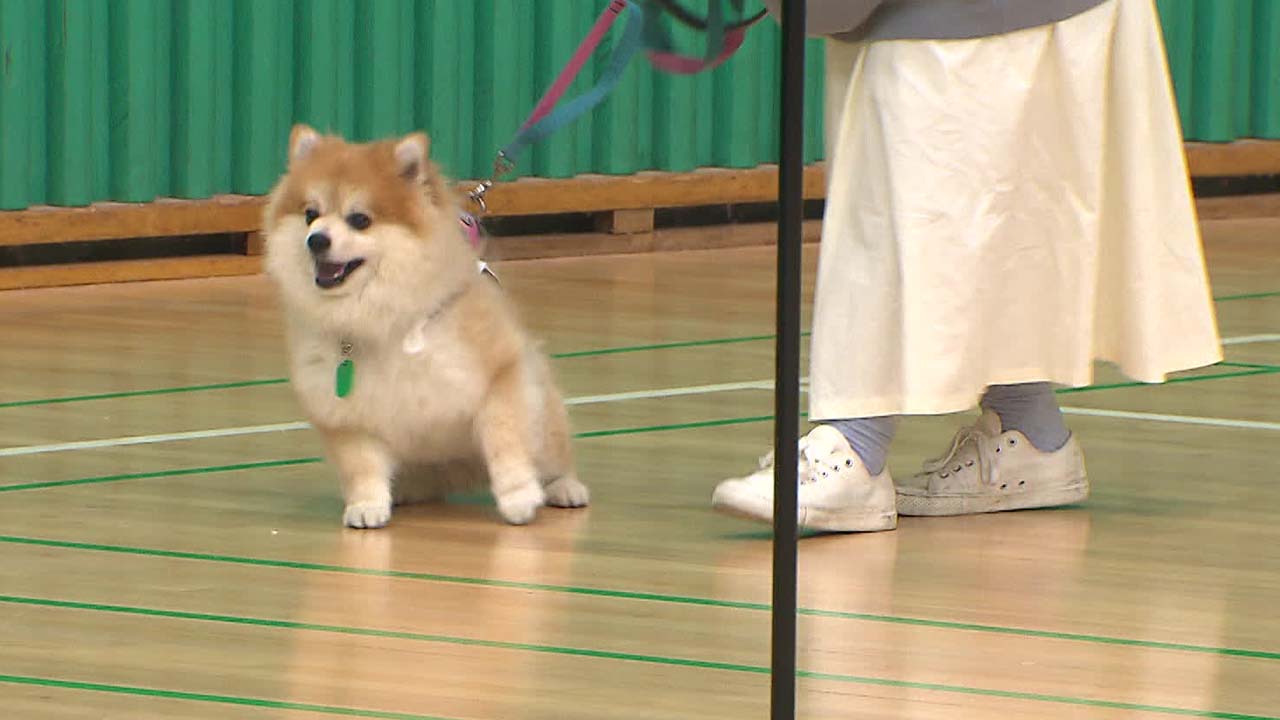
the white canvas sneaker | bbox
[896,410,1089,516]
[711,425,898,533]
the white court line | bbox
[4,369,1279,458]
[565,379,776,405]
[0,379,781,459]
[1222,333,1280,346]
[1060,406,1280,432]
[0,422,312,458]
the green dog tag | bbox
[335,358,354,398]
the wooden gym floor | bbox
[1,217,1278,719]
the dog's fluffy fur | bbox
[263,124,588,528]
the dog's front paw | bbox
[495,484,545,525]
[343,499,392,529]
[545,474,589,508]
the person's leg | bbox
[822,416,898,476]
[979,383,1069,452]
[709,39,897,534]
[895,385,1087,517]
[710,420,899,533]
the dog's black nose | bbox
[306,233,331,253]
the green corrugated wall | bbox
[1156,0,1280,142]
[0,0,1276,211]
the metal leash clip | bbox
[466,151,515,218]
[460,152,515,286]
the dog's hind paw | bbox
[344,500,392,529]
[495,484,545,525]
[544,474,589,508]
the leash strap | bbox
[470,0,763,216]
[642,0,766,74]
[504,0,768,152]
[519,0,631,133]
[645,23,754,74]
[646,32,745,73]
[498,0,644,166]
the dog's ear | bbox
[289,124,322,166]
[394,132,431,183]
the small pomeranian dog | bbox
[262,124,588,528]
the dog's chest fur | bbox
[288,318,486,460]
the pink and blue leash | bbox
[461,0,766,252]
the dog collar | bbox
[401,283,470,356]
[334,283,471,397]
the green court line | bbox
[7,293,1279,411]
[0,332,798,410]
[0,673,455,720]
[551,332,791,359]
[0,415,775,494]
[1214,290,1280,302]
[574,414,774,438]
[1056,365,1280,394]
[4,362,1279,494]
[1,535,1275,663]
[0,378,290,410]
[1,674,1271,720]
[7,325,1277,412]
[1,595,1273,720]
[0,458,323,493]
[0,593,767,672]
[1218,361,1280,370]
[794,671,1274,720]
[1,335,1277,671]
[796,608,1280,660]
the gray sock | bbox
[980,383,1070,452]
[823,416,899,476]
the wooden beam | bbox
[0,165,828,247]
[244,231,266,256]
[1195,193,1280,221]
[489,220,824,261]
[481,165,828,216]
[0,256,261,291]
[0,139,1276,277]
[3,141,1277,250]
[1185,140,1280,177]
[0,195,266,247]
[594,209,655,235]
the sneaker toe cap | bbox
[711,478,776,521]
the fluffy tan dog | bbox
[262,124,588,528]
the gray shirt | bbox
[763,0,1109,41]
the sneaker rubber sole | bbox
[896,477,1088,517]
[712,483,898,533]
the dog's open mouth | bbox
[314,259,365,289]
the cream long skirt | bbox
[808,0,1222,420]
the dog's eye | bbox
[304,208,319,225]
[346,212,372,231]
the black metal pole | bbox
[772,0,805,719]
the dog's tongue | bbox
[316,262,346,282]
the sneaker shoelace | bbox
[922,425,994,483]
[757,435,852,486]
